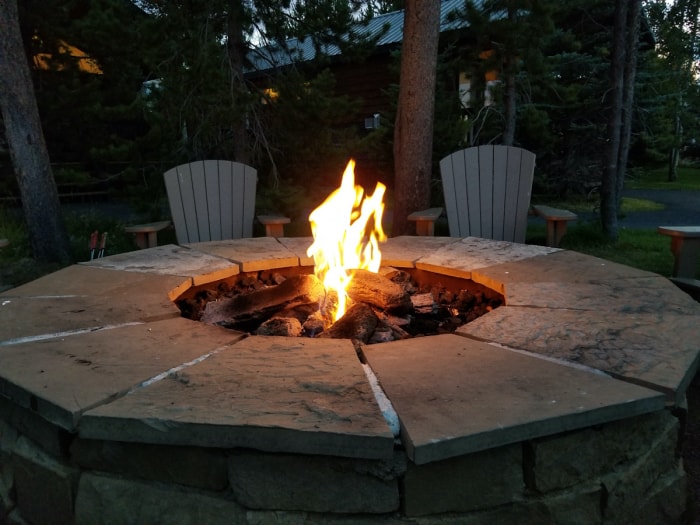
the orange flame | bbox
[307,160,387,322]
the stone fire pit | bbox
[0,236,699,524]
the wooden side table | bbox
[125,221,172,249]
[532,205,578,247]
[657,226,700,279]
[257,215,291,237]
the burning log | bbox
[256,317,303,337]
[201,274,325,329]
[346,269,412,314]
[318,303,378,343]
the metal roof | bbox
[248,0,474,72]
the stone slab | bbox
[504,275,700,313]
[416,237,558,283]
[0,269,183,344]
[276,237,315,266]
[458,307,700,405]
[79,336,395,459]
[380,236,460,268]
[186,238,299,272]
[471,249,657,294]
[362,334,665,465]
[0,318,244,430]
[83,244,240,286]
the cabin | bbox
[246,0,481,136]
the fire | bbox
[307,159,387,322]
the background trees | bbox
[0,0,70,264]
[2,0,700,249]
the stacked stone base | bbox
[0,402,687,525]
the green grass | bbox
[0,207,176,288]
[527,163,700,280]
[627,165,700,191]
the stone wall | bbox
[0,398,688,525]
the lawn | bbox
[528,163,700,280]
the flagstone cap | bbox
[0,236,697,464]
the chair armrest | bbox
[407,207,443,236]
[258,215,291,237]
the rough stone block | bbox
[628,467,688,525]
[0,395,72,458]
[0,418,19,514]
[602,412,683,523]
[70,438,228,490]
[229,450,402,513]
[400,483,601,525]
[528,410,679,492]
[246,510,406,524]
[74,472,245,525]
[402,443,522,516]
[12,435,79,525]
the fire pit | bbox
[0,235,698,524]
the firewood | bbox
[201,274,325,327]
[318,302,378,343]
[256,317,303,337]
[346,269,412,313]
[410,292,435,314]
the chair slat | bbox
[439,145,536,243]
[202,160,222,241]
[164,160,261,243]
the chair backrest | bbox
[164,160,257,243]
[439,145,536,243]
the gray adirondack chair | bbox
[408,145,536,243]
[164,160,289,243]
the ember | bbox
[176,268,503,344]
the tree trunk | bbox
[226,0,251,165]
[502,3,517,146]
[600,0,628,242]
[615,0,641,209]
[668,111,680,182]
[0,0,70,264]
[391,0,441,236]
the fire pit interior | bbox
[175,267,503,343]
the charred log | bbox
[201,274,325,329]
[318,303,379,343]
[347,269,412,313]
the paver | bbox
[79,335,395,458]
[362,334,665,465]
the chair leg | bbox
[545,220,569,247]
[414,220,435,236]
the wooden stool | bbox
[657,226,700,278]
[407,208,443,236]
[125,221,172,249]
[257,216,291,237]
[532,205,578,247]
